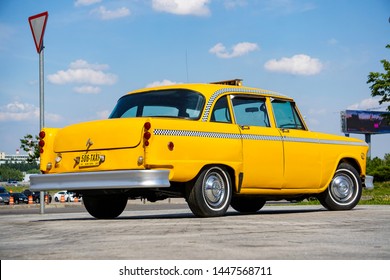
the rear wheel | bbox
[83,194,128,219]
[231,196,266,213]
[187,166,232,217]
[318,163,362,210]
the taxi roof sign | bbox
[210,79,243,86]
[28,11,48,53]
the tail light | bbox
[39,130,45,153]
[143,122,151,147]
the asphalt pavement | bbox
[0,202,389,260]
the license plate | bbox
[79,153,101,167]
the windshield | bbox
[109,89,205,120]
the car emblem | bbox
[86,138,93,149]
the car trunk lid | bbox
[54,118,145,153]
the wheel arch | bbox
[338,157,363,177]
[197,163,237,190]
[185,163,237,196]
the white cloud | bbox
[146,79,178,88]
[264,54,323,75]
[74,0,102,7]
[347,97,390,111]
[0,102,61,122]
[152,0,211,16]
[74,86,101,94]
[48,59,117,94]
[0,102,38,121]
[48,68,117,85]
[93,6,131,20]
[209,42,259,59]
[70,59,109,71]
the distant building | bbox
[0,151,34,165]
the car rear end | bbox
[30,117,170,192]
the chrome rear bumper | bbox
[364,175,374,190]
[30,170,170,191]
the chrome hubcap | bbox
[204,172,226,208]
[330,173,354,202]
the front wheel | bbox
[187,166,232,217]
[318,163,362,210]
[83,194,128,219]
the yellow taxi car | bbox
[30,79,369,218]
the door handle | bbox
[240,125,250,130]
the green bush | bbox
[0,166,24,181]
[367,153,390,182]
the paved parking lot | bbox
[0,203,389,259]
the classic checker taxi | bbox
[31,79,369,218]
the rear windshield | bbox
[109,89,205,120]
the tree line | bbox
[0,162,40,182]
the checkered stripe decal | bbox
[242,134,283,141]
[153,128,367,147]
[201,87,286,122]
[154,129,281,142]
[154,129,241,139]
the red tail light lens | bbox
[144,131,151,140]
[144,122,151,130]
[143,122,152,147]
[39,131,45,154]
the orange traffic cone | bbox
[74,197,79,203]
[60,195,65,203]
[28,195,33,204]
[44,195,48,204]
[9,195,14,205]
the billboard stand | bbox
[365,134,371,159]
[341,110,390,159]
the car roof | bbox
[125,81,292,101]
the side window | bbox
[121,106,137,117]
[211,96,231,123]
[271,99,304,129]
[232,97,270,127]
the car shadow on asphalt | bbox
[34,206,327,222]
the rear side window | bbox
[232,97,270,127]
[109,89,205,120]
[271,99,304,129]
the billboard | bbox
[341,110,390,134]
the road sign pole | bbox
[29,11,48,214]
[39,45,45,214]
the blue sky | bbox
[0,0,389,158]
